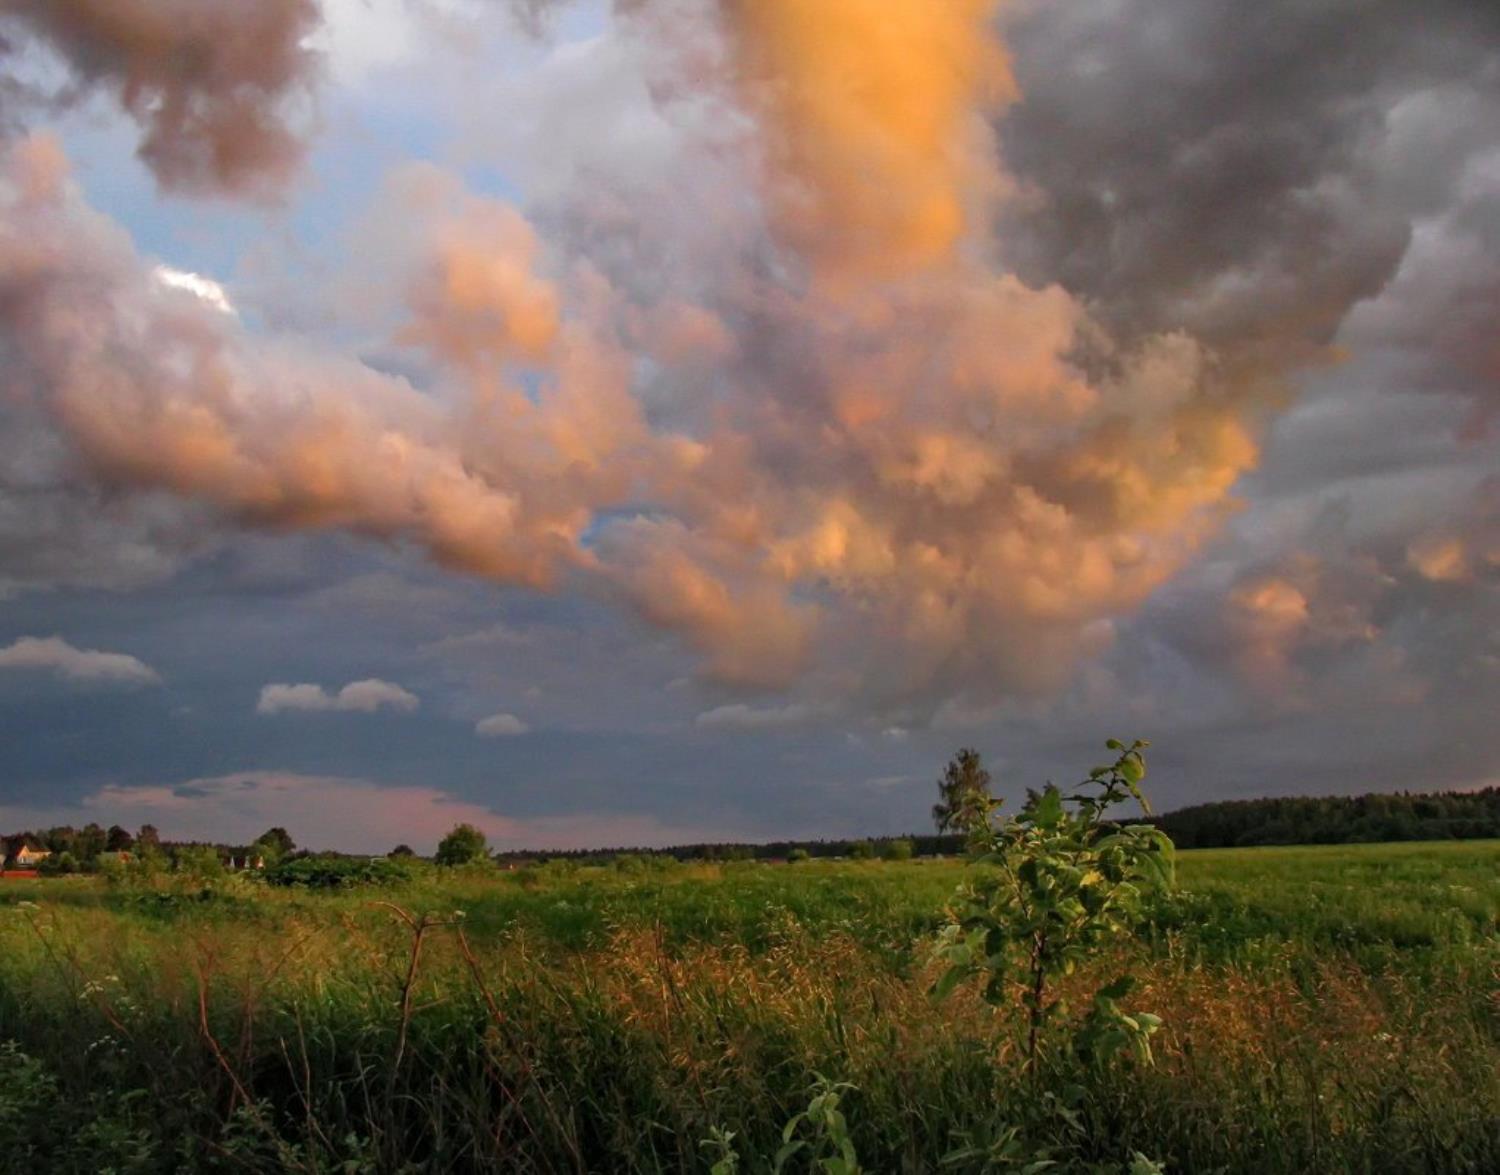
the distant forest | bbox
[1149,787,1500,849]
[511,786,1500,862]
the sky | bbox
[0,0,1495,853]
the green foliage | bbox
[434,822,489,867]
[263,853,413,889]
[171,845,224,881]
[879,838,914,861]
[1160,786,1500,848]
[788,848,811,863]
[848,840,875,860]
[933,739,1175,1069]
[701,1125,741,1175]
[933,747,992,834]
[774,1077,862,1175]
[37,850,79,876]
[0,1040,57,1157]
[252,826,295,861]
[0,1042,163,1172]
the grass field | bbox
[0,841,1495,1172]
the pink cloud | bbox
[0,772,730,854]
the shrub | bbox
[878,838,913,861]
[434,823,489,867]
[171,845,224,881]
[264,854,412,889]
[36,851,78,876]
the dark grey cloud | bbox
[998,0,1500,361]
[935,0,1500,803]
[0,402,220,598]
[0,0,323,197]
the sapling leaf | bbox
[1095,975,1135,1002]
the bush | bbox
[435,823,489,867]
[171,845,224,881]
[36,851,79,876]
[787,848,811,863]
[264,854,412,889]
[878,838,913,861]
[848,841,875,860]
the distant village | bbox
[1,823,281,876]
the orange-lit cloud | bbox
[0,0,1285,708]
[728,0,1013,284]
[1226,554,1387,691]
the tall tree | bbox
[106,824,134,852]
[76,822,108,861]
[933,747,992,834]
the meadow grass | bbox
[0,842,1493,1172]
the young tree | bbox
[435,823,489,866]
[932,747,992,834]
[255,827,296,859]
[136,824,161,851]
[932,739,1174,1071]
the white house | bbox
[13,845,51,867]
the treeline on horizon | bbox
[3,786,1497,871]
[1150,786,1500,849]
[497,785,1500,861]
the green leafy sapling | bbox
[931,738,1175,1071]
[773,1076,863,1175]
[700,1126,741,1175]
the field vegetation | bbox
[0,827,1492,1171]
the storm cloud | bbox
[0,0,1496,844]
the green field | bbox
[0,841,1495,1172]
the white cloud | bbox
[694,702,821,731]
[152,265,235,314]
[0,636,159,684]
[475,711,529,737]
[256,678,420,715]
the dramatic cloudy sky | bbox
[0,0,1495,852]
